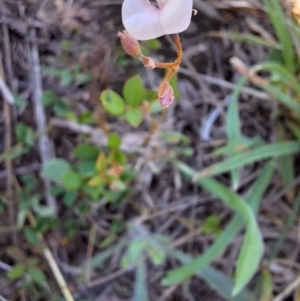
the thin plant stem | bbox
[141,34,182,70]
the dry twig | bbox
[28,29,57,213]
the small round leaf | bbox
[108,133,122,149]
[74,145,99,160]
[63,171,82,190]
[43,159,71,181]
[124,108,143,128]
[100,89,125,115]
[123,75,146,106]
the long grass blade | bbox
[226,77,246,189]
[193,141,300,180]
[251,62,300,95]
[267,190,300,265]
[209,31,281,50]
[167,248,255,301]
[263,0,295,72]
[163,162,274,287]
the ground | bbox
[0,0,300,301]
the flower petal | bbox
[160,0,193,35]
[122,0,163,40]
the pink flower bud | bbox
[118,30,142,58]
[158,81,174,108]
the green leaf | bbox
[124,108,143,127]
[28,267,46,284]
[89,239,127,270]
[41,90,57,107]
[41,66,62,77]
[87,174,103,187]
[121,238,147,268]
[60,70,73,86]
[53,101,69,117]
[77,161,96,177]
[95,153,107,171]
[14,94,28,109]
[63,191,77,206]
[194,141,300,179]
[109,149,127,164]
[62,171,82,190]
[79,111,93,124]
[111,180,127,191]
[74,145,99,160]
[24,228,39,245]
[75,73,92,85]
[100,89,125,115]
[123,75,146,106]
[144,38,161,50]
[202,215,220,234]
[15,123,35,147]
[8,264,26,280]
[108,133,122,149]
[43,159,71,182]
[148,245,165,266]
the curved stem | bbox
[141,34,182,70]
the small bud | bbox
[118,30,142,58]
[158,81,174,108]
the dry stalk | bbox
[28,28,57,214]
[27,211,75,301]
[0,51,17,246]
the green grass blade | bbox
[263,0,295,72]
[0,145,26,163]
[226,77,245,142]
[252,62,300,95]
[134,260,149,301]
[260,84,300,114]
[165,162,266,294]
[88,239,127,270]
[226,77,246,189]
[194,141,300,180]
[167,248,255,301]
[233,217,263,295]
[287,121,300,140]
[277,125,295,187]
[209,31,281,50]
[267,190,300,265]
[196,177,263,295]
[258,268,273,301]
[163,162,274,287]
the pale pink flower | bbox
[122,0,193,40]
